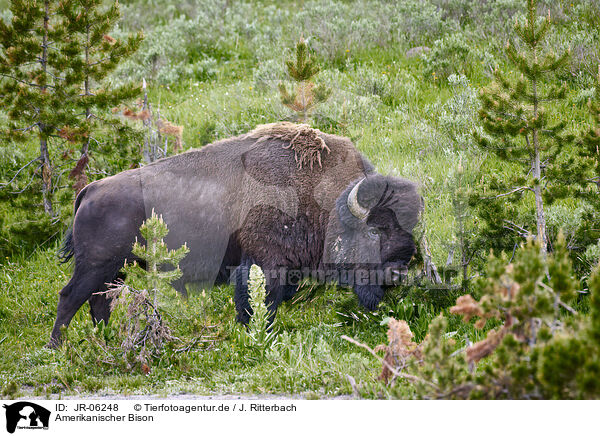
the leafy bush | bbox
[355,236,600,399]
[433,74,480,150]
[423,34,473,82]
[391,0,449,46]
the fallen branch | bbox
[558,299,577,315]
[537,281,578,315]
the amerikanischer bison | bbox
[49,122,421,346]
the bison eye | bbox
[367,227,380,238]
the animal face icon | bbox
[3,402,50,433]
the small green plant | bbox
[278,38,331,123]
[104,210,189,368]
[234,264,278,359]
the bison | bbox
[49,122,421,346]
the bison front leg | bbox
[234,256,295,325]
[88,293,112,326]
[234,256,254,325]
[353,284,384,311]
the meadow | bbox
[0,0,599,399]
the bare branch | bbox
[10,167,38,194]
[558,299,577,315]
[421,235,443,284]
[0,157,40,189]
[485,186,532,199]
[503,219,533,239]
[88,57,112,67]
[12,124,38,133]
[0,73,57,90]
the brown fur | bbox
[246,122,330,169]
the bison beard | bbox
[48,122,421,347]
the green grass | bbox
[0,244,474,399]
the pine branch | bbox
[0,73,55,89]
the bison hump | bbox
[246,122,330,170]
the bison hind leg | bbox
[48,260,122,348]
[89,294,111,326]
[88,270,126,327]
[171,277,188,298]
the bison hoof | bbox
[45,339,61,349]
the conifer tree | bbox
[582,67,600,198]
[0,0,81,214]
[574,67,600,265]
[0,0,142,212]
[278,37,331,123]
[475,0,572,257]
[57,0,142,193]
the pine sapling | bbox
[448,159,478,291]
[474,0,573,257]
[345,235,588,399]
[104,210,189,367]
[278,38,331,123]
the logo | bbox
[3,402,50,433]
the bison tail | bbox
[57,227,74,264]
[57,182,90,264]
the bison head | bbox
[323,174,421,310]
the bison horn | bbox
[347,178,369,220]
